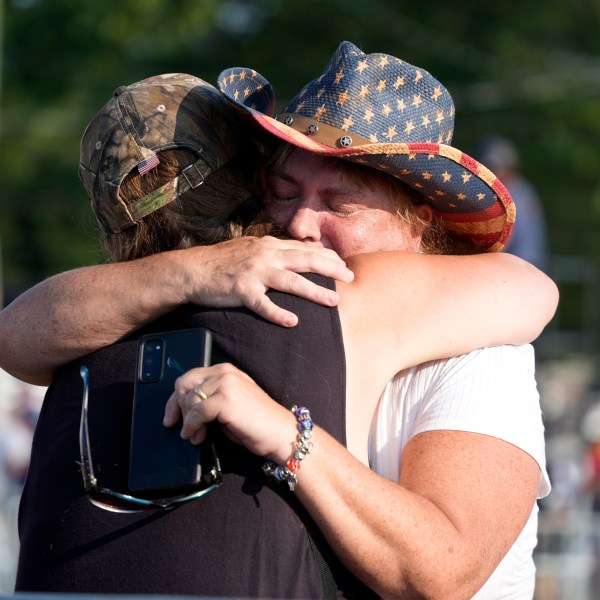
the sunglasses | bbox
[79,365,222,513]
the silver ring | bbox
[192,385,208,401]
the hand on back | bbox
[178,236,354,327]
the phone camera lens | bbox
[141,339,163,382]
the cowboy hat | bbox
[217,41,515,252]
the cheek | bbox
[326,213,413,258]
[322,221,372,257]
[352,220,371,246]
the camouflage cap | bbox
[79,73,245,234]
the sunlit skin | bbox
[263,148,432,258]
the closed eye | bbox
[269,194,297,205]
[327,204,355,216]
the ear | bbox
[414,203,434,223]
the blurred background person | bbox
[0,370,43,591]
[475,135,549,272]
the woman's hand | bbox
[178,236,354,327]
[164,363,297,462]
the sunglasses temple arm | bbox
[79,365,98,489]
[208,426,222,480]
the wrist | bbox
[124,251,191,323]
[263,406,314,492]
[175,245,224,306]
[167,247,207,306]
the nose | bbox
[286,205,323,245]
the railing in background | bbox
[535,509,600,600]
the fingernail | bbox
[284,314,298,327]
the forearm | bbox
[0,238,353,386]
[0,252,188,385]
[289,430,483,599]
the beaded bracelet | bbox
[262,405,314,492]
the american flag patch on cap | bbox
[137,153,160,176]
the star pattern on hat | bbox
[356,60,368,73]
[290,49,454,149]
[338,91,350,106]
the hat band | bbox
[125,155,214,225]
[276,113,372,148]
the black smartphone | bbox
[128,327,212,495]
